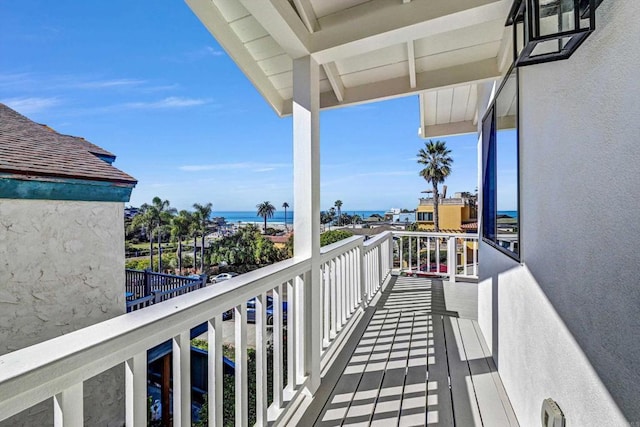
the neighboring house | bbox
[264,232,292,249]
[124,206,140,219]
[416,192,477,232]
[0,103,136,426]
[391,212,415,224]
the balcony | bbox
[0,231,517,426]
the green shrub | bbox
[320,229,354,246]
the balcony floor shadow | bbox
[299,275,519,427]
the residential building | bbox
[0,103,136,425]
[1,1,638,427]
[416,192,477,232]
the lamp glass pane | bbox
[537,0,577,37]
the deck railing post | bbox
[144,269,151,297]
[377,242,383,287]
[447,236,457,283]
[359,242,366,308]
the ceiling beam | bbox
[422,121,477,138]
[292,0,319,33]
[496,27,513,72]
[322,62,345,102]
[309,0,508,64]
[239,0,310,58]
[185,0,287,116]
[418,93,427,137]
[318,58,500,111]
[407,41,416,89]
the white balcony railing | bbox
[0,231,475,426]
[393,231,479,280]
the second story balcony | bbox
[0,230,520,426]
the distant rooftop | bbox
[0,103,136,185]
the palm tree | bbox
[130,203,155,270]
[334,200,343,226]
[193,202,213,272]
[171,210,193,275]
[150,197,176,272]
[417,140,453,232]
[282,202,290,230]
[256,201,276,233]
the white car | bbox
[210,272,239,283]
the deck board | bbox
[306,276,518,427]
[427,314,454,426]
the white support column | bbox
[53,383,83,427]
[293,55,321,395]
[126,352,147,427]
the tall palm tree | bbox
[334,200,343,226]
[193,202,213,272]
[171,210,193,275]
[417,140,453,232]
[282,202,290,230]
[150,197,176,272]
[256,201,276,233]
[130,203,155,270]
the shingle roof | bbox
[0,103,136,184]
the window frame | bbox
[481,64,521,262]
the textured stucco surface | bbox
[479,1,640,426]
[0,199,126,426]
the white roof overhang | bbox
[186,0,513,136]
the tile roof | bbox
[0,103,136,185]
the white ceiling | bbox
[186,0,515,137]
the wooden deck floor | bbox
[301,276,518,427]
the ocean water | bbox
[214,210,386,225]
[498,210,518,219]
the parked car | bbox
[210,272,239,283]
[222,296,288,325]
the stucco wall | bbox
[479,1,640,426]
[0,199,126,426]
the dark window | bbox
[482,66,520,260]
[418,212,433,222]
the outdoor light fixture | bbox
[508,0,603,66]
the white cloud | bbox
[179,162,289,172]
[0,96,60,114]
[0,73,33,89]
[124,97,209,109]
[72,78,146,89]
[355,171,415,177]
[205,46,225,57]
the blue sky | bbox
[0,0,482,212]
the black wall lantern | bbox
[508,0,603,66]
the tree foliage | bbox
[209,224,285,268]
[256,201,276,232]
[320,229,354,246]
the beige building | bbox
[416,192,477,232]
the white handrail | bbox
[0,231,397,426]
[0,257,311,423]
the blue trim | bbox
[95,154,116,164]
[0,177,134,202]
